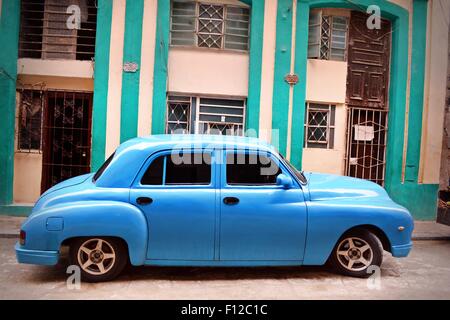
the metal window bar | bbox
[16,89,44,153]
[197,97,245,136]
[170,1,250,51]
[166,95,191,134]
[42,90,92,190]
[308,10,348,61]
[19,0,98,61]
[304,103,335,149]
[344,107,388,186]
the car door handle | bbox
[223,197,239,205]
[136,197,153,205]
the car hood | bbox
[306,172,390,201]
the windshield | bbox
[278,153,308,184]
[92,152,115,182]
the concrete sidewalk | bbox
[1,215,450,240]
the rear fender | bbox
[21,201,148,265]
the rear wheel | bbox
[329,229,382,278]
[70,237,128,282]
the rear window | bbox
[93,152,115,182]
[141,153,211,185]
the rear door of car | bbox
[130,148,217,261]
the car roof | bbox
[96,134,277,188]
[117,134,274,151]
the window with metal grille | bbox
[166,95,245,136]
[170,1,250,51]
[304,103,336,149]
[308,10,348,61]
[17,89,44,152]
[19,0,97,60]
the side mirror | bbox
[276,173,293,189]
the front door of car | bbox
[219,150,307,261]
[130,149,217,261]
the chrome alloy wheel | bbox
[77,238,116,275]
[336,237,374,272]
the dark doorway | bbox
[345,11,391,185]
[41,91,93,192]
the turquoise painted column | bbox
[151,0,170,135]
[404,0,428,182]
[0,0,20,205]
[290,1,309,169]
[91,0,113,171]
[242,0,265,136]
[271,0,294,155]
[120,0,145,142]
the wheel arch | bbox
[339,224,392,253]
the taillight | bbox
[19,230,26,245]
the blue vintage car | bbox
[16,135,413,282]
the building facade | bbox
[0,0,449,219]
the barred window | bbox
[19,0,97,60]
[170,1,250,51]
[167,95,191,134]
[304,103,336,149]
[308,10,348,61]
[17,90,44,152]
[166,95,245,136]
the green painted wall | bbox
[91,0,113,171]
[151,0,170,134]
[405,0,427,183]
[120,0,145,143]
[0,0,20,205]
[290,1,309,168]
[271,0,294,155]
[243,0,265,136]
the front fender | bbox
[20,201,148,265]
[303,199,414,265]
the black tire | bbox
[69,237,128,282]
[329,229,383,278]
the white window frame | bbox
[308,9,349,61]
[304,102,336,149]
[166,95,246,136]
[170,1,250,52]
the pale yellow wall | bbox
[17,74,94,91]
[13,92,42,204]
[302,103,348,175]
[306,59,348,104]
[167,48,249,97]
[420,0,450,184]
[389,0,411,11]
[138,0,157,136]
[105,0,126,157]
[258,0,277,142]
[18,59,94,78]
[302,59,348,174]
[13,153,43,203]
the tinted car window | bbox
[165,153,211,185]
[226,153,282,185]
[141,155,164,185]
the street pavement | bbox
[1,238,450,299]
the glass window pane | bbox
[141,156,164,185]
[165,153,211,185]
[226,153,281,185]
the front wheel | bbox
[70,237,128,282]
[329,229,383,278]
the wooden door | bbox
[345,11,391,185]
[346,11,391,109]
